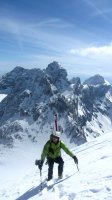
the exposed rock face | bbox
[45,61,69,91]
[0,62,112,146]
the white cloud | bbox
[70,43,112,57]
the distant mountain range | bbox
[0,61,112,146]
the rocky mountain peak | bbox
[46,61,67,79]
[83,74,106,86]
[45,61,69,91]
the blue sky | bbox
[0,0,112,81]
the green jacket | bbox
[41,140,74,162]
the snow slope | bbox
[0,131,112,200]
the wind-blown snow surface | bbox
[0,132,112,200]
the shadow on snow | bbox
[15,172,77,200]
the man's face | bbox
[52,136,59,143]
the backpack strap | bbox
[48,140,62,154]
[49,141,54,154]
[60,141,62,148]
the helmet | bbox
[52,131,61,138]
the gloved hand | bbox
[38,160,43,170]
[73,156,78,164]
[35,160,43,170]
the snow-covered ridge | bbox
[0,62,112,146]
[0,131,112,199]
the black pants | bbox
[47,156,64,180]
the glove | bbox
[35,160,43,170]
[35,159,39,166]
[73,156,78,164]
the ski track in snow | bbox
[0,133,112,200]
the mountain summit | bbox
[0,62,112,147]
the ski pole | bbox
[76,163,79,171]
[39,169,43,190]
[35,160,43,190]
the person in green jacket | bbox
[35,131,78,181]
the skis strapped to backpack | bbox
[54,113,58,131]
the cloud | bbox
[27,18,72,30]
[70,43,112,57]
[0,17,71,49]
[0,15,112,79]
